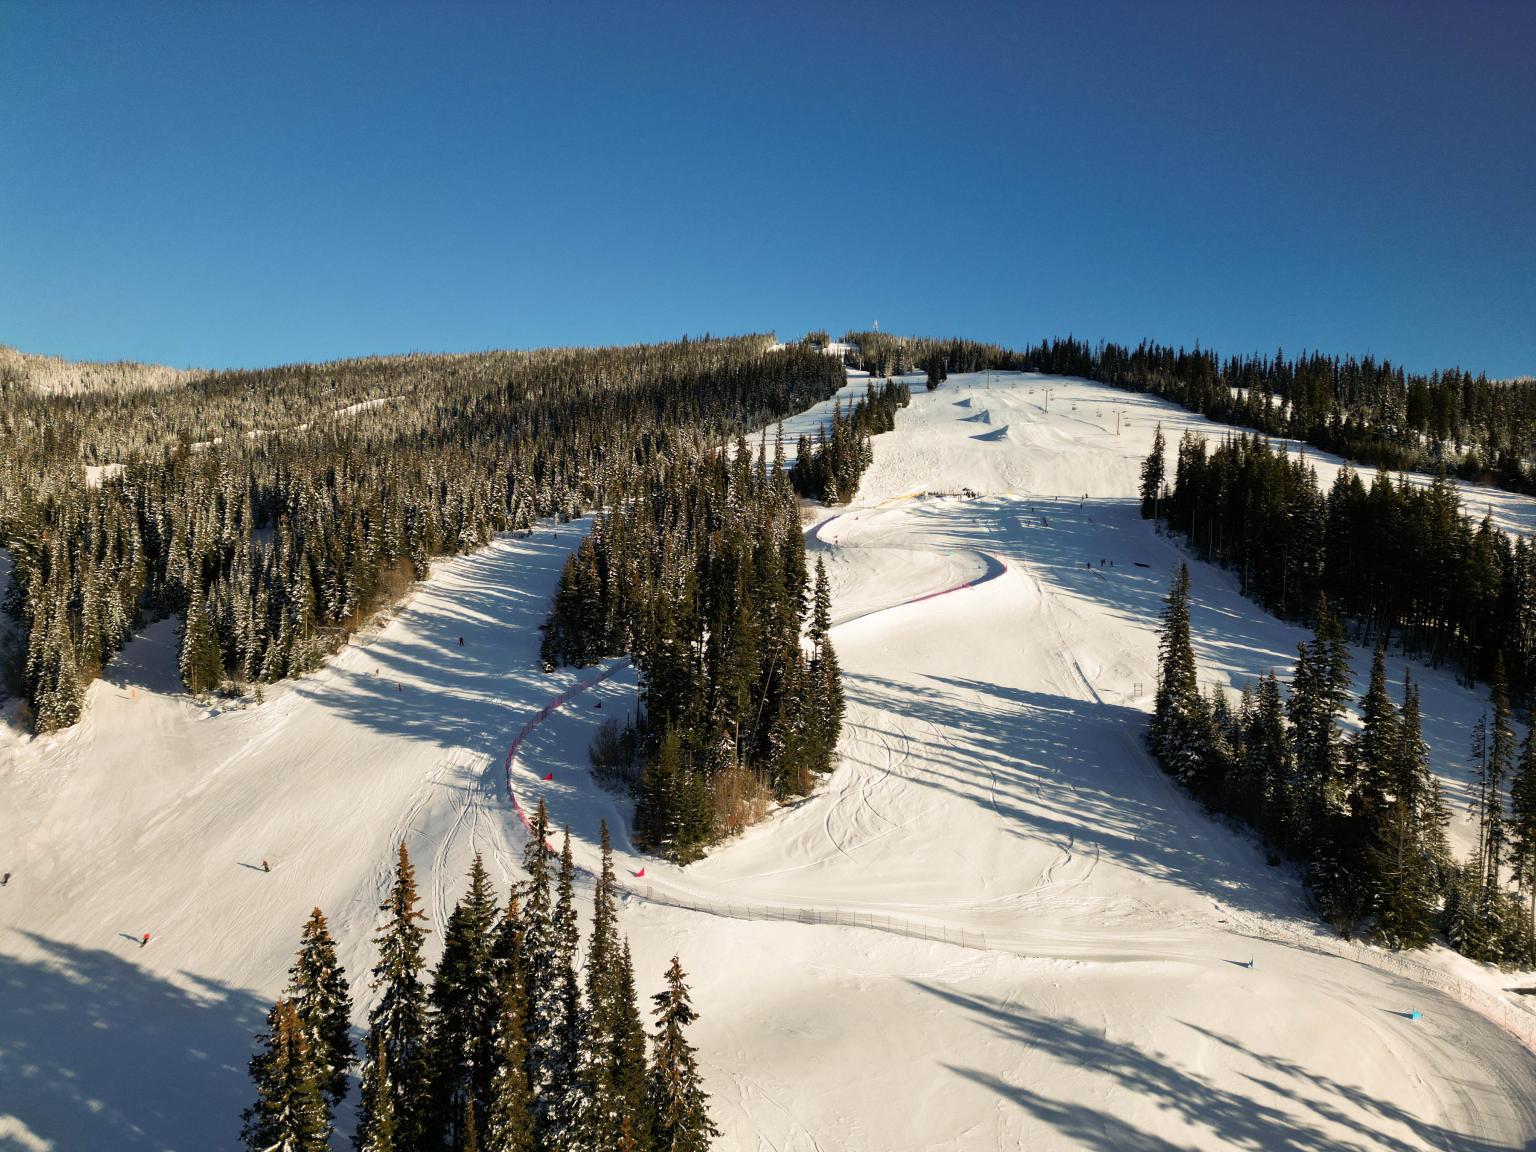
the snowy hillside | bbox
[5,372,1536,1150]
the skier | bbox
[458,636,464,647]
[140,932,151,948]
[261,859,270,873]
[1,872,9,887]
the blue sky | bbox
[2,1,1533,375]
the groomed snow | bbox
[4,372,1536,1150]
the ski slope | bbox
[4,372,1536,1150]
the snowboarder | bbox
[140,932,151,948]
[261,859,270,873]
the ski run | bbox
[6,370,1536,1150]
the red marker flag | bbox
[635,867,645,878]
[542,772,553,781]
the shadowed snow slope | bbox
[3,372,1536,1150]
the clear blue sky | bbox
[3,1,1533,376]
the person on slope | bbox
[140,932,151,948]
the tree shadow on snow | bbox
[843,667,1302,923]
[0,932,273,1151]
[917,983,1535,1152]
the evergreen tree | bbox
[286,906,355,1107]
[1510,714,1536,956]
[1372,672,1448,948]
[356,1030,399,1152]
[580,821,628,1151]
[484,939,535,1152]
[645,956,719,1152]
[1150,564,1207,790]
[367,842,432,1151]
[430,854,503,1148]
[542,829,587,1149]
[1241,672,1292,844]
[613,942,651,1151]
[518,802,563,1148]
[1139,424,1166,519]
[241,997,332,1152]
[180,584,224,695]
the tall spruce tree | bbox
[286,906,355,1107]
[1372,672,1447,948]
[366,842,432,1152]
[645,956,719,1152]
[484,935,536,1152]
[430,854,503,1148]
[518,801,563,1148]
[579,821,629,1151]
[614,942,652,1151]
[241,997,332,1152]
[1510,715,1536,955]
[1150,563,1207,790]
[542,829,587,1149]
[1139,424,1166,519]
[356,1030,399,1152]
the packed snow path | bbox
[5,373,1536,1150]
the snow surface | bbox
[4,372,1536,1150]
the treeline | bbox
[1143,428,1536,694]
[843,330,1536,495]
[243,816,718,1151]
[540,430,844,862]
[839,331,1010,380]
[0,337,847,730]
[1013,335,1536,495]
[788,377,911,505]
[1152,565,1536,964]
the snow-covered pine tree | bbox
[1373,671,1448,948]
[578,821,625,1150]
[542,829,588,1150]
[355,1030,399,1152]
[1509,714,1536,958]
[286,906,355,1106]
[367,841,432,1151]
[1150,563,1207,790]
[1483,659,1517,905]
[518,801,563,1148]
[429,854,503,1147]
[644,956,719,1152]
[613,942,651,1150]
[1241,672,1292,844]
[241,997,332,1152]
[1139,423,1165,519]
[807,557,844,778]
[485,932,535,1152]
[180,582,224,695]
[1320,644,1398,931]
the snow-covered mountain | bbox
[5,371,1536,1150]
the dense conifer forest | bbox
[0,337,845,730]
[243,824,717,1151]
[1150,564,1536,966]
[539,427,847,863]
[787,377,911,505]
[1141,429,1536,697]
